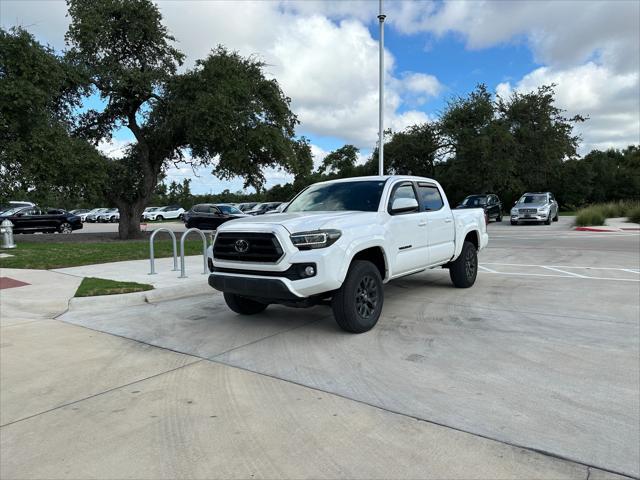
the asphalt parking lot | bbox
[2,217,639,479]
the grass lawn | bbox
[75,277,153,297]
[0,239,206,270]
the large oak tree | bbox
[65,0,298,238]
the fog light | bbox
[304,266,315,277]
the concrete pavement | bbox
[1,216,638,479]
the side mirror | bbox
[391,197,419,214]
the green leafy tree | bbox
[65,0,297,238]
[383,123,442,177]
[0,27,107,207]
[317,144,359,175]
[497,84,584,193]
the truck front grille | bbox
[519,208,537,214]
[214,232,284,263]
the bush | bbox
[628,205,640,224]
[574,201,640,226]
[575,207,606,226]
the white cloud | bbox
[496,63,640,153]
[97,138,130,159]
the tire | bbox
[110,216,116,223]
[496,213,502,222]
[510,220,517,225]
[58,222,72,234]
[332,260,384,333]
[156,215,164,221]
[178,214,184,221]
[544,215,551,225]
[224,293,268,315]
[449,241,478,288]
[553,212,559,222]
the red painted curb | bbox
[574,227,619,232]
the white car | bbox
[208,175,488,333]
[143,205,185,221]
[97,208,119,223]
[85,208,109,222]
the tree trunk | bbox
[117,202,145,240]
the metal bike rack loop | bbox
[179,228,208,278]
[148,228,178,274]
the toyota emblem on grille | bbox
[234,239,249,253]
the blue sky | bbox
[3,0,639,194]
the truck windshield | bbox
[287,180,386,212]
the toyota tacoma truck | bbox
[208,176,488,333]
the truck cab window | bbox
[418,185,444,211]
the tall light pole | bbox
[378,0,386,176]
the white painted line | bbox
[542,266,587,278]
[478,265,498,273]
[479,271,639,282]
[481,262,640,273]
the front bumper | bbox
[511,212,549,222]
[208,274,300,301]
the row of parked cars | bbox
[456,191,559,225]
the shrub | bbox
[575,207,606,226]
[574,201,640,226]
[628,205,640,224]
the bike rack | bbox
[179,228,208,278]
[148,228,178,275]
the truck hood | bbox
[218,211,377,234]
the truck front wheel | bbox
[223,293,268,315]
[449,241,478,288]
[332,260,384,333]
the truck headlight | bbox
[538,207,549,214]
[510,209,517,215]
[290,229,341,250]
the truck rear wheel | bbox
[449,241,478,288]
[223,293,268,315]
[332,260,384,333]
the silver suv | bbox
[510,192,558,225]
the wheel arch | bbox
[345,246,389,282]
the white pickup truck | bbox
[208,176,488,333]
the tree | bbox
[0,27,107,206]
[317,144,359,175]
[384,123,442,177]
[65,0,298,238]
[497,84,584,192]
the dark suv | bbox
[457,194,502,222]
[184,204,247,230]
[0,206,83,234]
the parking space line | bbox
[481,262,640,272]
[478,271,639,282]
[478,265,498,273]
[542,266,587,278]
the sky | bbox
[2,0,639,194]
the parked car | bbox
[85,208,109,222]
[70,209,91,218]
[237,202,258,212]
[245,202,283,216]
[457,194,502,222]
[97,208,119,223]
[143,205,185,221]
[265,202,289,214]
[208,175,488,333]
[0,206,83,234]
[510,192,559,225]
[184,204,247,230]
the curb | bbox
[574,227,620,232]
[67,281,212,312]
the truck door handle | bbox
[418,221,427,227]
[444,218,453,223]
